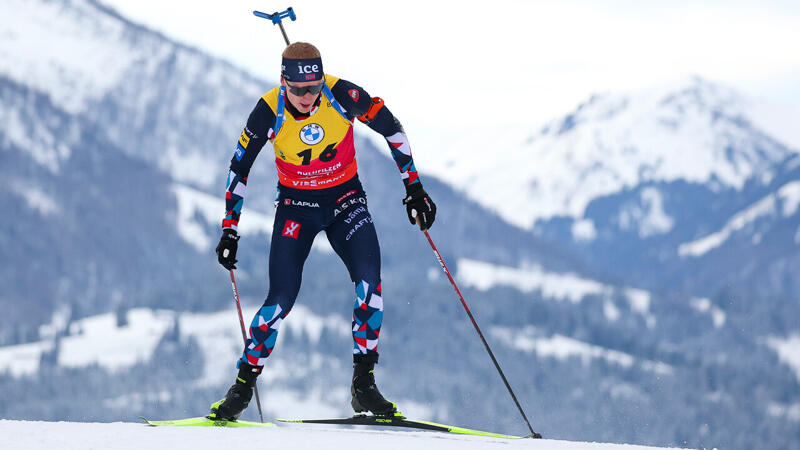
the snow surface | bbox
[0,420,685,450]
[678,180,800,257]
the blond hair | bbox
[282,42,321,59]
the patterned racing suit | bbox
[222,75,422,367]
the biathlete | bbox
[209,42,436,420]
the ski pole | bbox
[253,7,296,45]
[421,228,542,439]
[228,269,265,423]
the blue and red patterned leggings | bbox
[239,176,383,368]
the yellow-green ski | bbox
[140,416,274,427]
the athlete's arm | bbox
[222,98,276,231]
[330,79,421,191]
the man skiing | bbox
[209,42,436,421]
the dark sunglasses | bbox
[285,80,325,96]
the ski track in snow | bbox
[0,420,686,450]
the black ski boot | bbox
[208,363,261,421]
[351,354,396,416]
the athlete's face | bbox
[281,78,324,114]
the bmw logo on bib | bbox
[299,123,325,145]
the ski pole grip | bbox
[253,7,296,25]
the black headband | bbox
[281,57,324,82]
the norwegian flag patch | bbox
[282,220,301,239]
[348,89,360,102]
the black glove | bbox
[403,184,436,231]
[215,229,240,270]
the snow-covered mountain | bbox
[1,1,799,449]
[0,0,262,189]
[430,76,797,229]
[429,75,800,299]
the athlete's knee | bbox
[349,263,380,285]
[263,289,298,315]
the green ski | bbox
[276,413,531,439]
[140,416,274,427]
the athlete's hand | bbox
[216,229,240,270]
[403,184,436,231]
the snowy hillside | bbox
[456,258,655,326]
[0,0,132,114]
[0,0,264,189]
[1,420,685,450]
[678,178,800,257]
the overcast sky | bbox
[98,0,800,145]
